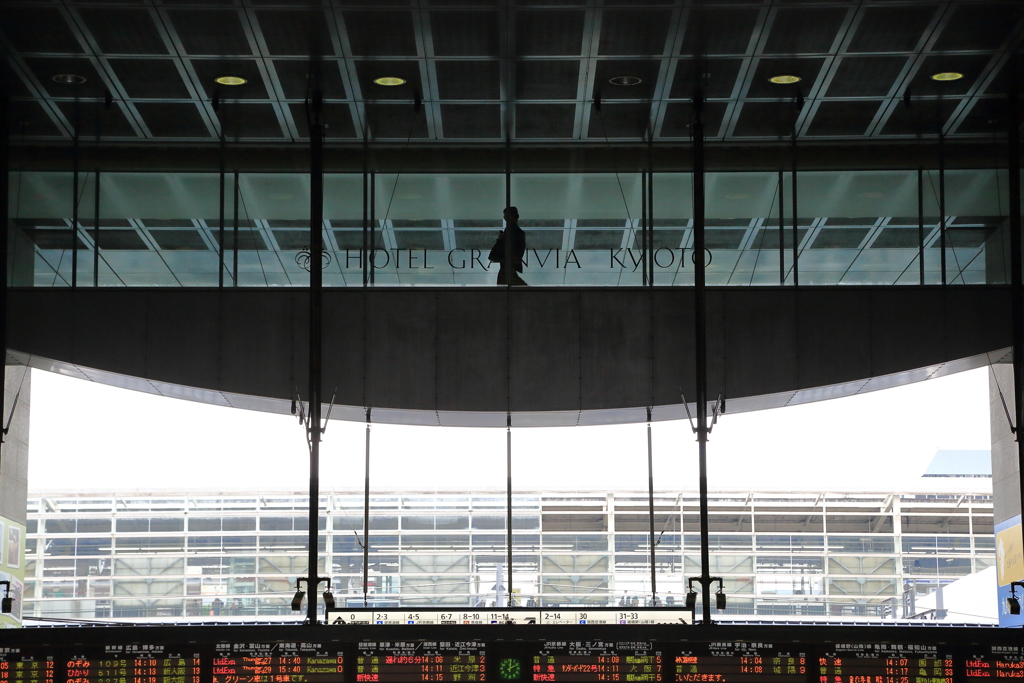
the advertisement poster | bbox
[0,514,25,627]
[995,514,1024,627]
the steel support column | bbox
[939,132,947,285]
[692,88,712,625]
[1008,94,1024,539]
[0,96,8,456]
[918,168,925,286]
[363,409,371,608]
[93,170,100,287]
[646,407,657,604]
[306,87,325,626]
[778,168,785,285]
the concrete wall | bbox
[6,286,1012,425]
[0,365,30,525]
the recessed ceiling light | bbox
[608,75,643,86]
[930,71,963,82]
[374,76,406,86]
[52,74,86,85]
[215,76,247,86]
[769,74,801,85]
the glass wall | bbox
[8,169,1011,288]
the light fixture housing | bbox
[1,597,11,614]
[930,72,963,82]
[769,74,801,85]
[716,591,727,610]
[291,590,305,611]
[608,75,643,86]
[1010,596,1021,616]
[52,74,86,85]
[322,590,336,610]
[374,76,407,86]
[684,591,697,611]
[215,76,247,86]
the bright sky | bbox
[27,366,992,494]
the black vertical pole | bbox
[918,168,925,285]
[646,406,657,605]
[647,137,654,287]
[1007,94,1024,538]
[362,137,368,288]
[306,87,324,626]
[0,96,8,449]
[71,129,79,288]
[370,172,376,286]
[363,409,371,607]
[778,169,785,285]
[505,129,513,607]
[506,414,513,607]
[791,136,798,287]
[233,172,239,286]
[218,136,225,289]
[692,87,712,625]
[93,170,100,287]
[939,132,947,286]
[641,171,648,286]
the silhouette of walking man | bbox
[489,206,527,286]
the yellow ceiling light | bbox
[52,73,86,85]
[215,76,247,86]
[374,76,407,86]
[930,71,963,82]
[769,74,801,85]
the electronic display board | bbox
[964,644,1024,678]
[60,646,200,683]
[818,642,953,683]
[355,641,485,682]
[0,649,54,683]
[212,642,342,683]
[527,640,663,681]
[673,642,807,682]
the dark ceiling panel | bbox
[56,101,136,137]
[847,5,936,53]
[515,103,575,138]
[289,103,357,138]
[598,10,672,56]
[436,61,501,99]
[394,230,445,250]
[271,230,309,250]
[680,8,759,56]
[190,59,269,99]
[732,101,798,137]
[455,230,497,249]
[134,102,210,138]
[108,59,189,99]
[1,60,30,98]
[167,10,252,56]
[750,227,808,250]
[955,98,1007,136]
[810,227,869,249]
[984,54,1023,96]
[516,11,585,56]
[99,230,148,250]
[825,56,908,98]
[217,103,284,138]
[745,57,825,98]
[660,101,726,137]
[24,57,107,98]
[871,227,920,249]
[907,54,995,97]
[932,3,1022,52]
[0,7,83,54]
[587,102,651,138]
[273,60,347,100]
[150,229,208,251]
[880,97,958,136]
[355,61,423,99]
[8,100,61,137]
[516,60,580,100]
[332,231,364,250]
[23,229,86,250]
[430,11,499,57]
[763,7,847,55]
[254,10,334,57]
[631,229,688,249]
[365,103,429,138]
[77,9,167,55]
[670,59,741,99]
[806,101,880,136]
[140,220,196,228]
[704,229,745,250]
[824,217,878,226]
[344,11,418,57]
[594,60,662,100]
[440,104,501,138]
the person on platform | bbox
[488,206,528,286]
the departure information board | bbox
[212,642,343,683]
[818,642,953,683]
[62,647,200,683]
[0,651,54,683]
[529,640,663,681]
[355,641,485,682]
[673,642,807,682]
[965,645,1024,678]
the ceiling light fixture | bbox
[769,74,801,85]
[215,76,247,86]
[930,71,963,82]
[374,76,406,86]
[608,75,643,86]
[52,74,86,85]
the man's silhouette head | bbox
[504,206,519,224]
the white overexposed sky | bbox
[27,366,992,494]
